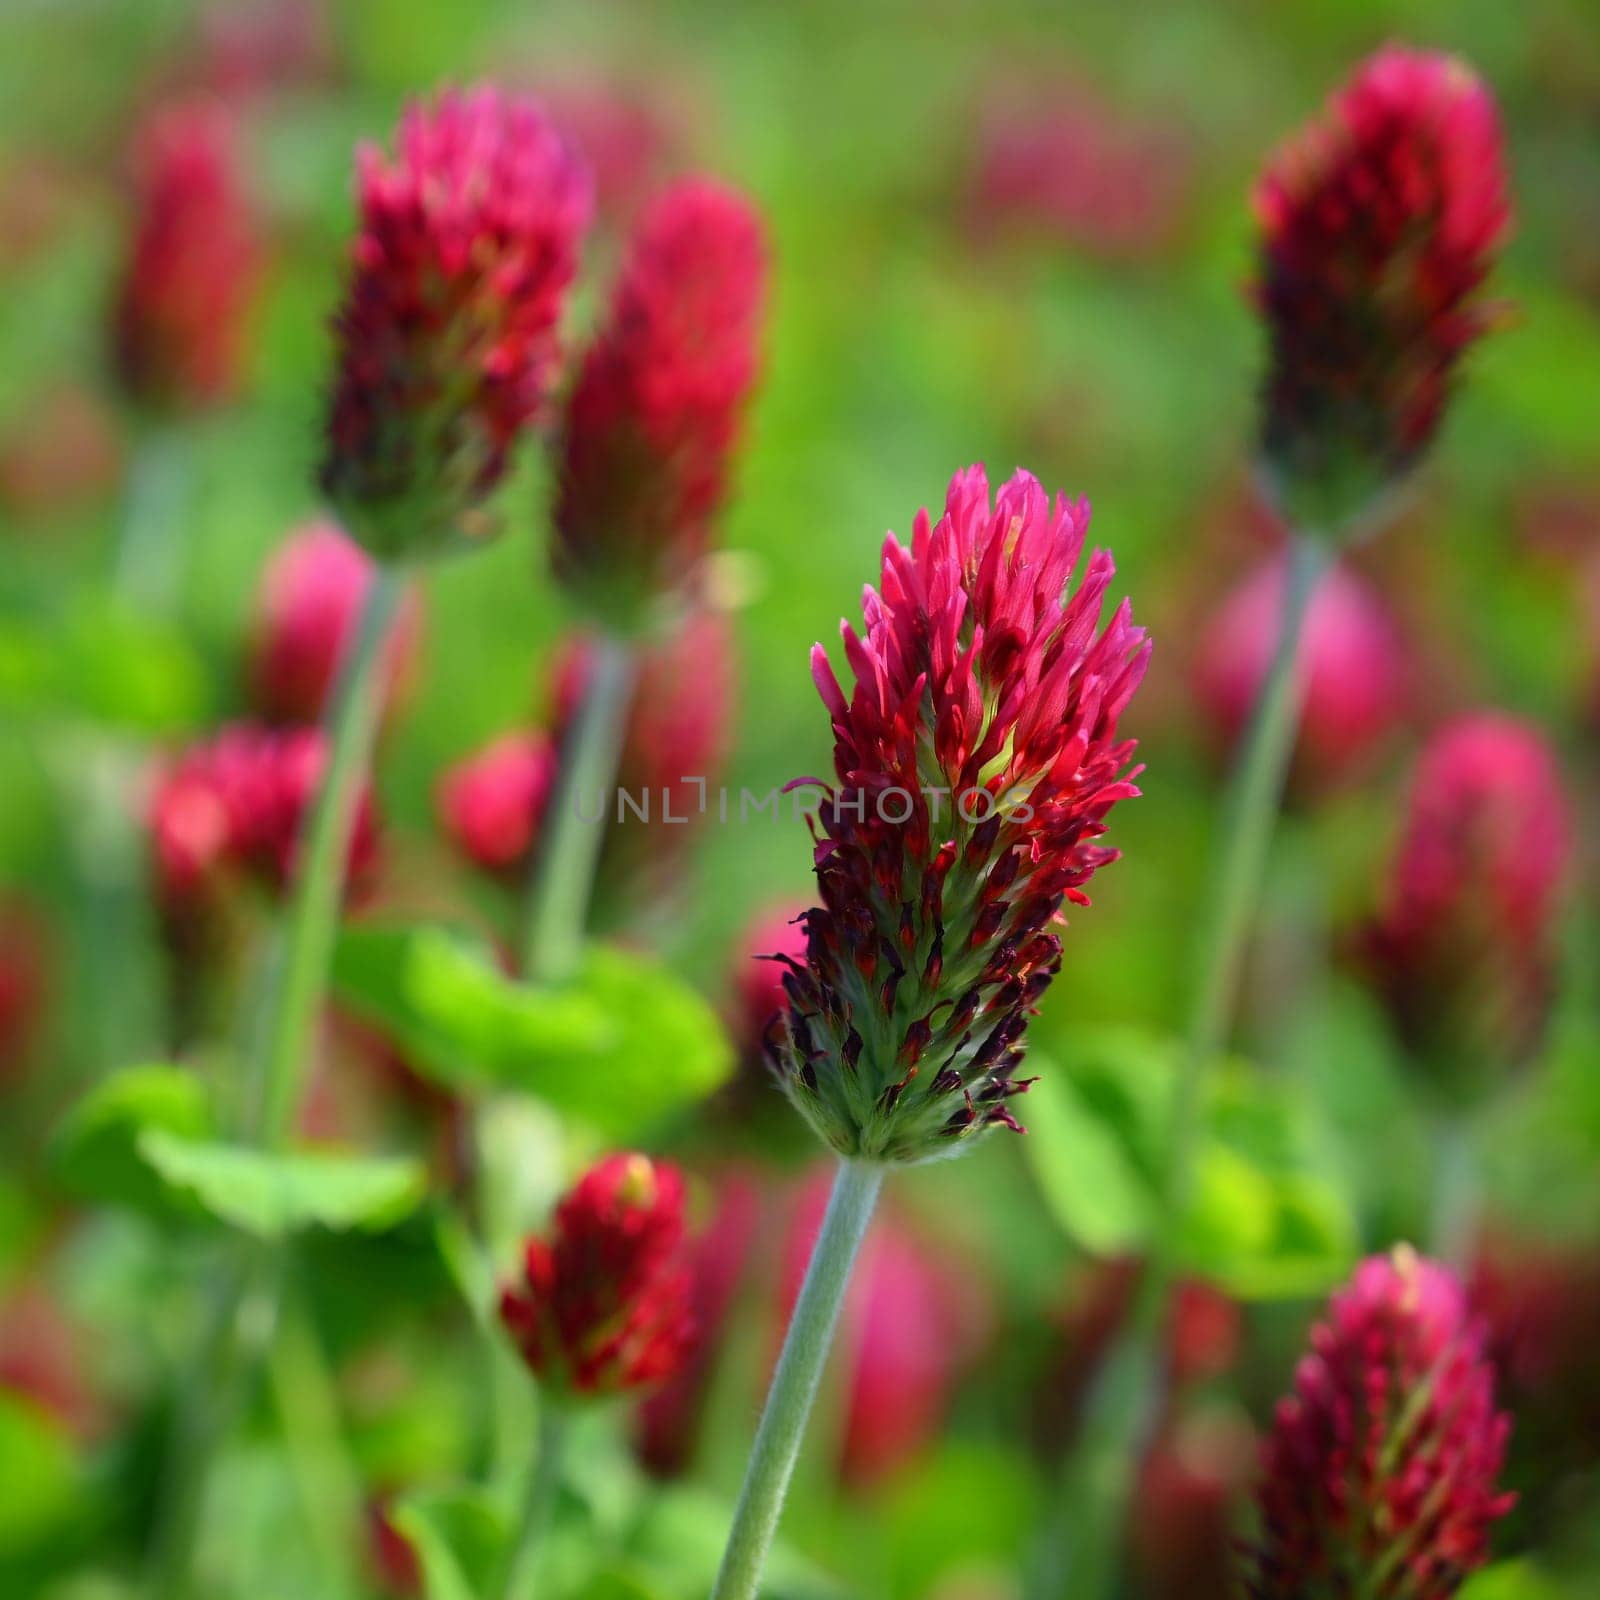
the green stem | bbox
[712,1159,883,1600]
[494,1404,568,1600]
[1041,533,1329,1600]
[1159,533,1329,1237]
[251,564,405,1145]
[473,631,633,1482]
[518,631,635,984]
[267,1272,365,1599]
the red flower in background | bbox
[0,901,48,1080]
[731,902,811,1059]
[780,1173,989,1487]
[1038,1259,1240,1460]
[0,1278,104,1441]
[321,86,591,561]
[1254,46,1511,530]
[636,1168,765,1476]
[112,97,263,413]
[436,732,558,881]
[500,1153,694,1398]
[1131,1409,1255,1600]
[774,465,1149,1161]
[542,76,686,227]
[149,722,380,916]
[437,608,732,895]
[553,179,766,623]
[1195,555,1410,797]
[1469,1228,1600,1526]
[0,383,123,520]
[1247,1247,1513,1600]
[1359,713,1571,1100]
[964,72,1193,261]
[249,521,422,725]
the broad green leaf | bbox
[391,1486,507,1600]
[48,1064,214,1221]
[1021,1061,1155,1255]
[333,925,735,1138]
[1021,1028,1357,1299]
[137,1133,427,1240]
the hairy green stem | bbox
[494,1404,569,1600]
[518,631,635,983]
[1041,534,1329,1600]
[712,1159,883,1600]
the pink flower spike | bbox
[552,178,767,624]
[1248,1247,1514,1599]
[321,86,592,561]
[1253,46,1512,533]
[1359,713,1571,1102]
[112,97,262,414]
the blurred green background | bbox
[1,1,1598,1598]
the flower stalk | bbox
[250,565,405,1144]
[712,1159,884,1600]
[1043,532,1326,1600]
[517,630,635,984]
[494,1404,569,1600]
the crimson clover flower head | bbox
[1359,712,1571,1103]
[1253,46,1511,535]
[499,1153,694,1399]
[1196,555,1410,799]
[112,96,262,414]
[769,465,1149,1163]
[436,730,557,881]
[149,722,380,918]
[552,178,767,627]
[1248,1246,1514,1600]
[321,86,592,563]
[249,520,421,724]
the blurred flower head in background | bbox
[552,179,767,628]
[437,730,558,884]
[320,86,592,561]
[249,521,422,725]
[111,97,262,414]
[963,69,1194,262]
[1253,46,1511,535]
[730,901,811,1060]
[149,722,381,918]
[500,1152,695,1398]
[1358,712,1572,1102]
[774,465,1149,1161]
[1247,1247,1513,1600]
[1195,555,1411,799]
